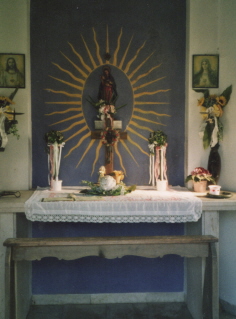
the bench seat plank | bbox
[3,235,218,247]
[11,243,210,261]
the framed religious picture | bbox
[192,54,219,89]
[0,53,25,88]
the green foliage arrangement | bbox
[148,130,167,154]
[81,180,136,196]
[44,130,64,144]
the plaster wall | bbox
[218,0,236,312]
[186,0,236,313]
[0,0,31,191]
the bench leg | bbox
[5,247,16,319]
[211,242,219,319]
[202,243,219,319]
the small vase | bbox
[51,179,62,191]
[208,143,221,184]
[193,181,207,193]
[156,180,167,191]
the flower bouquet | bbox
[195,85,232,183]
[44,130,65,191]
[0,88,21,151]
[196,85,232,149]
[148,130,168,190]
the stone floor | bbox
[26,303,236,319]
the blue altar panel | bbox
[32,222,184,294]
[30,0,186,188]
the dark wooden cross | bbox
[91,127,127,174]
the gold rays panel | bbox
[45,27,171,173]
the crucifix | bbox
[91,124,127,174]
[89,64,128,175]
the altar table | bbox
[24,186,202,223]
[1,187,236,319]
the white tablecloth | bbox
[24,186,202,223]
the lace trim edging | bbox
[25,213,201,223]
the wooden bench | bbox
[4,235,218,319]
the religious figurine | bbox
[98,65,117,105]
[98,166,106,183]
[110,170,124,184]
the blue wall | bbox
[32,222,184,294]
[31,0,186,188]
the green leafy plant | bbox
[44,130,64,144]
[7,123,20,140]
[148,130,167,154]
[81,180,136,196]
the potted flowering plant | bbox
[185,167,215,192]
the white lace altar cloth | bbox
[24,186,202,223]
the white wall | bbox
[0,0,31,191]
[218,0,236,312]
[187,0,236,313]
[186,0,219,174]
[1,0,236,314]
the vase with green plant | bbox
[44,130,65,191]
[148,130,168,191]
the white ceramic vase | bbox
[51,179,62,192]
[156,180,167,191]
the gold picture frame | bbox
[0,53,25,88]
[192,54,219,89]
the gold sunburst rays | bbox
[131,64,162,86]
[48,115,85,126]
[68,42,93,73]
[45,26,171,175]
[114,143,127,175]
[64,130,91,158]
[112,27,123,66]
[120,139,139,166]
[76,138,96,168]
[133,77,166,92]
[128,120,154,132]
[91,140,103,176]
[131,115,165,126]
[64,125,88,143]
[45,107,82,116]
[127,135,149,157]
[52,62,86,85]
[48,75,83,91]
[134,108,170,117]
[60,50,89,78]
[134,89,171,99]
[44,89,82,99]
